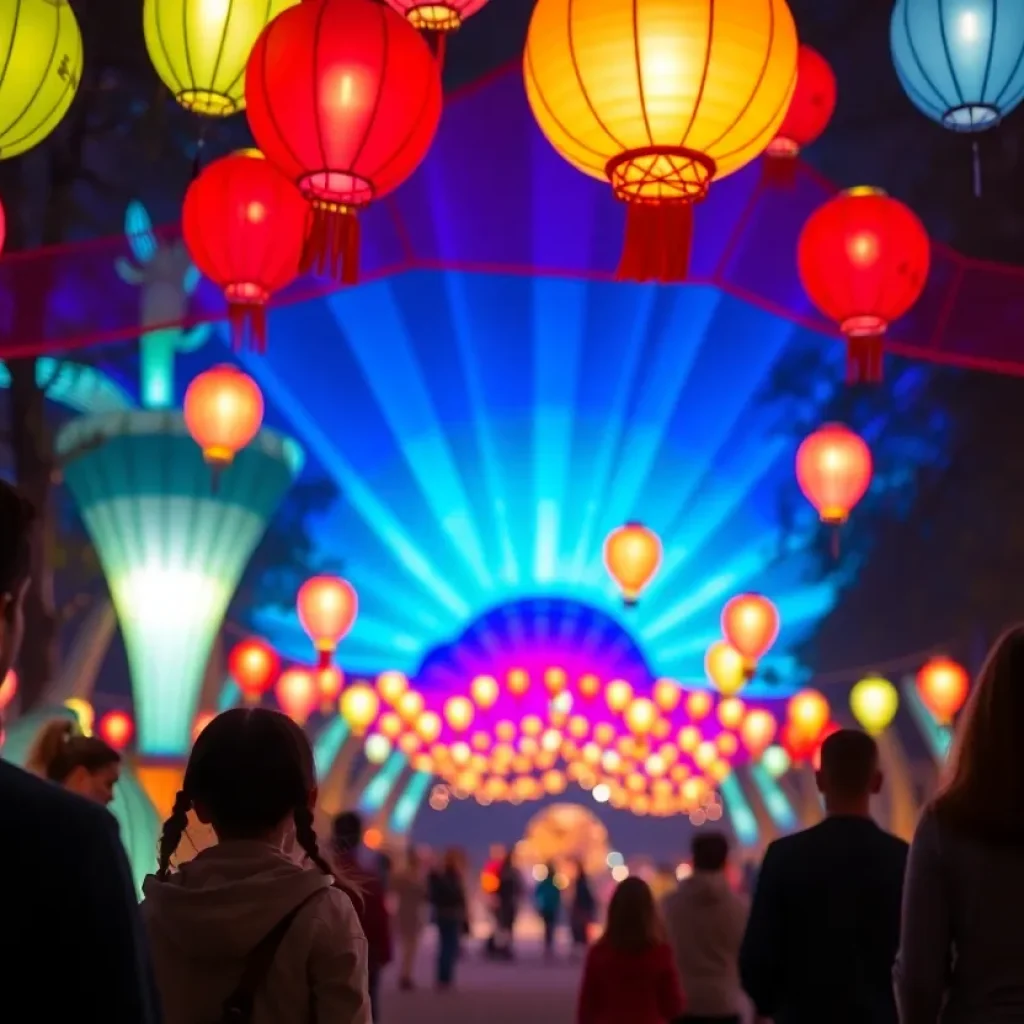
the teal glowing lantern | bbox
[891,0,1024,191]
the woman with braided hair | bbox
[141,707,371,1024]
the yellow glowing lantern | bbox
[578,673,601,698]
[507,668,530,695]
[443,695,475,732]
[594,722,616,746]
[677,726,701,753]
[605,679,633,712]
[627,772,647,794]
[670,763,691,783]
[397,690,424,722]
[524,0,797,283]
[496,720,517,743]
[582,742,602,766]
[850,675,899,736]
[378,711,404,740]
[413,753,434,773]
[681,777,706,805]
[541,728,562,753]
[717,697,746,730]
[518,736,539,757]
[710,760,732,783]
[705,641,748,696]
[377,670,408,704]
[694,741,718,771]
[470,674,499,708]
[625,697,658,736]
[415,710,443,745]
[520,714,543,737]
[601,523,663,603]
[716,732,739,758]
[653,678,681,713]
[685,690,713,721]
[644,753,667,777]
[144,0,298,117]
[567,715,590,740]
[543,769,567,794]
[0,0,84,161]
[471,731,491,752]
[652,718,671,740]
[450,741,472,766]
[601,749,622,773]
[544,666,567,693]
[339,682,379,735]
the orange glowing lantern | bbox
[0,669,16,711]
[98,710,134,751]
[694,741,718,771]
[717,697,746,730]
[507,668,530,696]
[740,709,777,759]
[705,641,747,696]
[397,690,424,723]
[228,637,281,703]
[653,678,682,713]
[685,690,713,721]
[416,711,443,744]
[796,423,873,527]
[297,575,358,667]
[625,697,658,737]
[444,696,474,732]
[678,725,701,753]
[721,594,780,675]
[184,365,264,467]
[578,673,601,699]
[603,523,662,605]
[316,665,344,713]
[716,732,739,758]
[780,719,818,763]
[470,674,499,708]
[605,679,634,713]
[378,712,403,739]
[916,656,970,725]
[787,689,831,741]
[339,682,380,735]
[276,668,318,725]
[377,670,408,704]
[544,667,567,694]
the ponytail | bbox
[26,718,120,783]
[26,720,76,777]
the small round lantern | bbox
[796,423,873,526]
[296,575,358,667]
[182,150,309,351]
[916,656,969,725]
[705,641,747,697]
[603,523,662,605]
[98,710,134,751]
[276,667,319,725]
[245,0,442,283]
[798,187,930,384]
[721,594,780,676]
[787,689,830,741]
[317,666,345,714]
[849,674,899,736]
[184,365,264,467]
[228,637,281,704]
[443,696,475,732]
[740,709,777,759]
[340,682,380,735]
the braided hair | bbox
[156,707,337,881]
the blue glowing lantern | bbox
[891,0,1024,191]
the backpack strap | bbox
[221,889,326,1023]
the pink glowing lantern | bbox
[275,667,319,725]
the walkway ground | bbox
[384,936,580,1024]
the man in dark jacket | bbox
[0,479,162,1023]
[740,729,909,1024]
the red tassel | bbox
[301,204,360,285]
[616,202,693,283]
[762,154,798,189]
[228,302,268,353]
[846,333,884,385]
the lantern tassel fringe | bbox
[616,202,693,283]
[302,205,361,285]
[846,334,884,385]
[228,302,268,354]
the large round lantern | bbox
[796,423,873,526]
[603,523,662,605]
[143,0,299,117]
[765,45,837,184]
[721,594,780,676]
[0,0,83,161]
[849,674,899,736]
[891,1,1024,139]
[245,0,442,283]
[798,187,930,384]
[183,150,309,351]
[705,641,747,697]
[228,637,281,703]
[296,575,358,667]
[524,0,798,283]
[916,656,969,725]
[184,365,264,467]
[276,667,319,726]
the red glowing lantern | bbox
[98,710,134,751]
[184,365,264,467]
[721,594,779,675]
[183,150,309,352]
[276,667,319,726]
[764,45,836,184]
[796,423,873,526]
[740,709,777,760]
[917,656,970,725]
[798,187,930,384]
[603,523,663,605]
[780,720,817,763]
[0,669,16,711]
[245,0,442,283]
[228,637,281,703]
[297,576,358,667]
[317,665,345,714]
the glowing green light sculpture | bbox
[57,411,303,755]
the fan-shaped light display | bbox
[916,656,969,724]
[524,0,798,282]
[850,674,899,736]
[184,365,264,467]
[144,0,299,117]
[0,0,83,161]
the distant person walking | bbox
[663,832,748,1024]
[535,862,562,959]
[577,876,685,1024]
[495,851,523,958]
[570,858,597,950]
[428,848,468,990]
[391,846,428,990]
[740,729,908,1024]
[896,626,1024,1023]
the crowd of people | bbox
[4,480,1024,1024]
